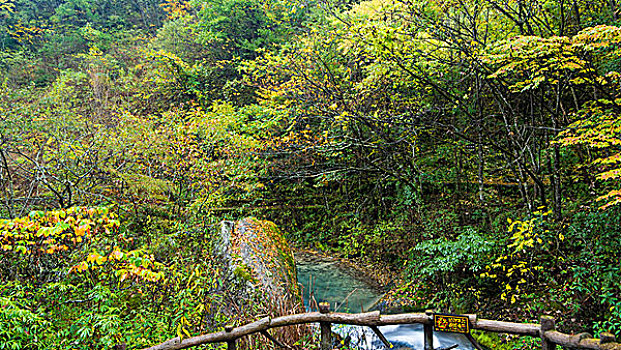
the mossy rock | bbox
[216,217,303,311]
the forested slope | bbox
[0,0,620,348]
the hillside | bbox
[1,0,620,348]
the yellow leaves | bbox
[85,253,97,263]
[561,61,583,70]
[573,25,621,51]
[160,0,191,19]
[534,207,549,215]
[593,153,621,166]
[176,323,184,339]
[73,247,165,283]
[485,28,612,94]
[1,207,117,267]
[597,168,621,181]
[554,73,621,208]
[507,220,518,234]
[485,211,556,305]
[36,227,51,238]
[0,0,15,13]
[74,225,89,237]
[71,261,89,273]
[7,21,45,44]
[87,252,107,265]
[109,248,124,261]
[176,317,192,339]
[597,190,621,210]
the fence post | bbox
[424,309,434,350]
[225,325,236,350]
[319,302,332,350]
[540,316,555,350]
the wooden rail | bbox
[143,304,621,350]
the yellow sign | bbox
[434,313,470,334]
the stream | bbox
[295,253,475,350]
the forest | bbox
[0,0,620,348]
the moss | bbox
[227,217,302,302]
[471,330,541,349]
[233,264,257,284]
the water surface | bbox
[295,253,475,350]
[296,254,382,312]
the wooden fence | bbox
[143,304,621,350]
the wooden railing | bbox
[143,304,621,350]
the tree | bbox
[193,0,308,60]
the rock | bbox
[216,218,308,347]
[217,217,303,312]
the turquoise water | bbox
[295,253,476,350]
[295,254,382,313]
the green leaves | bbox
[410,227,495,279]
[0,296,50,350]
[193,0,307,59]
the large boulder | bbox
[216,217,303,313]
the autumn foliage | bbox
[1,0,621,348]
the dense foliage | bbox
[1,0,620,348]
